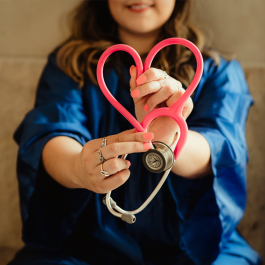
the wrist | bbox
[154,132,178,148]
[72,151,86,189]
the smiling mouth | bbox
[127,3,154,12]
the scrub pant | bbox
[8,231,262,265]
[7,247,193,265]
[7,249,261,265]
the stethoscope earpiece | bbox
[121,214,136,224]
[142,141,174,173]
[103,196,136,224]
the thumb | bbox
[129,65,137,91]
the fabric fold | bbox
[167,58,260,264]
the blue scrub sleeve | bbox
[14,53,93,249]
[167,58,256,264]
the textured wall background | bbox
[0,0,264,263]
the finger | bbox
[99,169,131,193]
[166,89,194,119]
[165,89,184,107]
[182,96,194,119]
[91,128,136,151]
[90,130,154,165]
[130,65,137,91]
[88,128,136,151]
[98,158,130,176]
[131,79,162,99]
[144,79,183,111]
[136,68,165,86]
[131,75,183,100]
[100,141,152,161]
[107,130,154,145]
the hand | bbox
[129,65,193,146]
[73,129,154,194]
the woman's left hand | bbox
[129,65,193,146]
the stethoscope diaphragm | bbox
[142,141,174,173]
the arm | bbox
[166,59,256,263]
[42,136,83,189]
[129,65,211,179]
[42,130,155,193]
[171,130,212,178]
[14,53,153,248]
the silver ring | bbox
[163,71,168,79]
[97,147,106,162]
[100,163,109,177]
[130,88,133,92]
[101,137,107,147]
[178,86,184,92]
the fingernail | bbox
[127,160,131,167]
[136,75,146,86]
[129,65,135,76]
[144,104,149,111]
[143,132,154,140]
[131,89,140,98]
[143,142,152,150]
[147,126,149,130]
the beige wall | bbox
[0,0,264,263]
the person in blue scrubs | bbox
[9,0,262,264]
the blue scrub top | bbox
[14,51,261,265]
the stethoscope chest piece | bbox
[142,141,174,173]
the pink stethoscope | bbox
[97,38,203,224]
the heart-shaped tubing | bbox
[97,44,145,133]
[141,38,204,159]
[96,37,203,160]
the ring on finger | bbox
[101,137,107,147]
[178,86,184,92]
[163,71,168,79]
[100,163,109,177]
[97,147,106,163]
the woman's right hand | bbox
[73,129,154,194]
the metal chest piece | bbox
[142,141,175,173]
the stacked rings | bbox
[97,148,106,163]
[100,163,109,177]
[98,138,109,176]
[97,137,107,162]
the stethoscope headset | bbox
[96,38,203,224]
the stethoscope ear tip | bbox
[103,196,136,223]
[121,213,136,224]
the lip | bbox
[126,3,154,13]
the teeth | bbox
[130,4,150,10]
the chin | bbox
[125,23,160,34]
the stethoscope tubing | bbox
[105,132,180,218]
[96,37,203,160]
[106,169,171,217]
[96,38,203,222]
